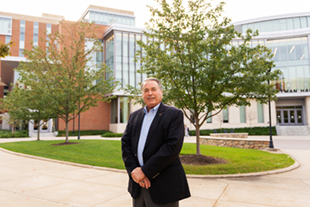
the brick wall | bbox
[57,101,111,131]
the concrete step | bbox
[276,125,310,136]
[29,132,56,137]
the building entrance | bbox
[33,120,49,133]
[276,106,303,125]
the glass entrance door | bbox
[276,106,303,125]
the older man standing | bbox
[122,77,190,207]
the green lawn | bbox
[0,140,295,175]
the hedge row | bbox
[0,130,29,138]
[189,126,277,136]
[56,130,110,137]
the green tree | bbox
[16,21,116,143]
[135,0,281,155]
[0,41,13,58]
[0,86,56,140]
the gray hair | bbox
[141,77,163,91]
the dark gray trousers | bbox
[133,188,179,207]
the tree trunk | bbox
[195,126,201,155]
[65,121,69,143]
[37,120,41,141]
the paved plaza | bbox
[0,136,309,207]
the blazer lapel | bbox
[144,103,166,148]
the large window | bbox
[223,107,229,123]
[240,105,246,123]
[206,107,212,123]
[33,22,38,46]
[257,102,264,123]
[46,24,51,55]
[5,35,11,43]
[268,37,310,91]
[0,16,12,35]
[110,97,130,124]
[111,31,146,89]
[19,20,25,57]
[85,11,135,26]
[106,33,114,83]
[238,16,310,33]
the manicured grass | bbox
[181,144,294,174]
[0,140,295,175]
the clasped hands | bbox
[131,167,151,189]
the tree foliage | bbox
[15,21,116,142]
[0,86,56,140]
[135,0,281,154]
[0,41,13,58]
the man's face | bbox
[142,80,163,111]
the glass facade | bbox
[108,31,145,89]
[19,20,25,57]
[106,33,114,81]
[85,11,135,26]
[236,16,310,33]
[0,16,12,35]
[85,39,104,84]
[268,37,310,91]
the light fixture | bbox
[273,47,277,57]
[290,45,295,53]
[300,54,305,60]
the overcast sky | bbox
[1,0,310,27]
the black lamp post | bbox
[78,103,80,140]
[267,67,274,148]
[72,112,75,135]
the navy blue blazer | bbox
[122,103,190,204]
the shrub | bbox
[0,130,29,138]
[102,132,123,137]
[56,130,110,137]
[189,126,277,136]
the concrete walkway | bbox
[0,136,309,207]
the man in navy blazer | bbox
[122,78,190,206]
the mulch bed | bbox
[180,154,227,165]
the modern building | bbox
[1,5,310,135]
[0,5,139,134]
[231,13,310,134]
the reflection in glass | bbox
[297,110,302,123]
[120,97,130,123]
[276,111,282,124]
[290,111,295,123]
[283,111,288,123]
[223,107,228,123]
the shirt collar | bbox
[143,102,161,114]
